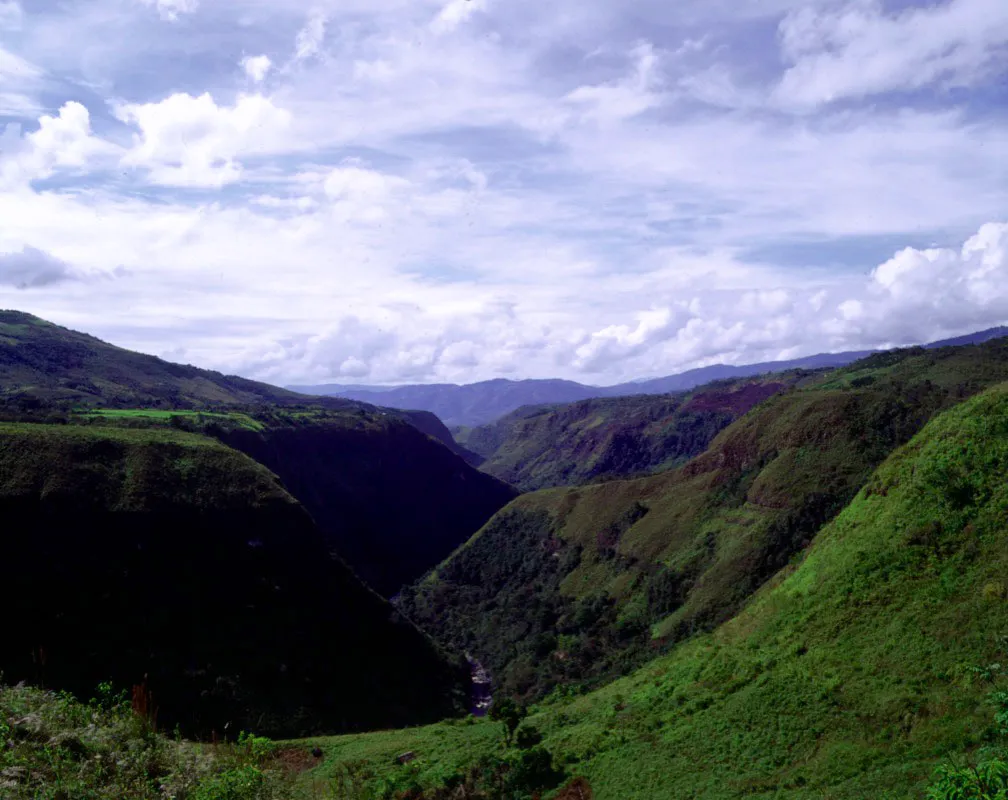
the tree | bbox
[488,698,527,747]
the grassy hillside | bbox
[0,310,338,411]
[399,339,1008,701]
[299,382,1008,799]
[455,375,803,492]
[0,423,467,738]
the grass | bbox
[78,408,266,431]
[317,383,1008,798]
[457,375,803,492]
[0,683,299,799]
[401,338,1008,701]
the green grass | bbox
[79,408,266,431]
[401,339,1008,702]
[319,383,1008,798]
[0,683,299,799]
[0,421,295,511]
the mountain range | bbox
[289,326,1008,425]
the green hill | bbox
[455,375,802,492]
[0,423,467,739]
[0,310,329,410]
[399,339,1008,700]
[0,311,517,596]
[299,381,1008,799]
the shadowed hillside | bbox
[213,408,518,596]
[0,312,515,596]
[456,375,803,491]
[399,339,1008,701]
[0,423,467,739]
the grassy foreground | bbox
[308,383,1008,798]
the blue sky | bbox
[0,0,1006,385]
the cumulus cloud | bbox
[116,93,291,187]
[0,247,80,289]
[241,55,272,83]
[774,0,1008,109]
[1,102,120,185]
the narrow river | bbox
[467,656,492,717]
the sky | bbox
[0,0,1006,387]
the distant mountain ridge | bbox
[290,326,1008,425]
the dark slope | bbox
[214,409,517,596]
[399,338,1008,701]
[456,375,803,491]
[0,312,514,595]
[0,424,467,739]
[396,408,484,466]
[0,310,329,410]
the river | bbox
[467,656,492,717]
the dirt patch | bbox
[272,746,321,775]
[683,382,784,415]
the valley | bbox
[2,312,1007,799]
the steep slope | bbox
[0,310,327,410]
[331,383,1008,799]
[456,375,801,491]
[396,408,485,466]
[0,424,467,739]
[213,408,517,596]
[399,339,1008,700]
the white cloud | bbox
[432,0,488,33]
[0,0,1005,386]
[565,42,664,123]
[139,0,198,22]
[116,92,291,187]
[294,11,327,61]
[242,54,272,83]
[0,45,41,80]
[774,0,1008,109]
[1,102,120,186]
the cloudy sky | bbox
[0,0,1006,386]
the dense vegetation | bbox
[455,376,800,492]
[305,383,1008,798]
[400,340,1008,701]
[0,423,467,738]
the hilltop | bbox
[456,374,804,492]
[0,310,329,411]
[399,338,1008,701]
[0,422,467,738]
